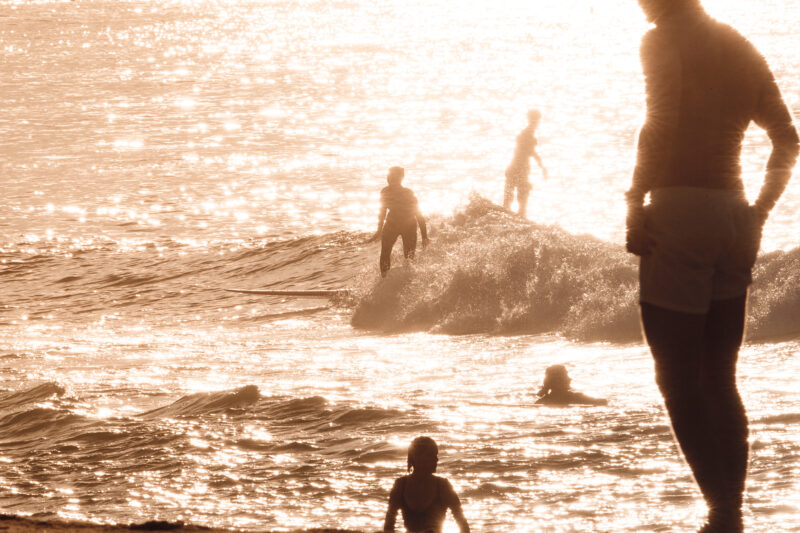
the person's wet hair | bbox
[387,166,405,185]
[407,436,438,473]
[638,0,701,22]
[538,364,571,395]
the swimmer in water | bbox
[535,364,608,406]
[504,109,548,218]
[369,167,429,277]
[383,436,470,533]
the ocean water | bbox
[1,0,799,531]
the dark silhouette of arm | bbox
[531,146,547,178]
[416,209,429,245]
[376,205,388,234]
[369,205,388,242]
[626,30,680,256]
[383,479,401,532]
[629,29,682,207]
[442,479,470,533]
[412,191,429,245]
[752,67,799,220]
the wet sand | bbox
[0,515,367,533]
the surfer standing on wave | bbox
[383,436,470,533]
[504,109,548,218]
[369,166,429,277]
[627,1,798,531]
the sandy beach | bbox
[0,516,364,533]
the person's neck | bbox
[656,5,706,28]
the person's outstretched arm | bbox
[383,480,401,532]
[751,60,799,224]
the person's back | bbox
[381,184,420,224]
[390,474,452,533]
[509,126,536,171]
[632,9,797,206]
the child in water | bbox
[383,436,470,533]
[369,166,429,277]
[535,364,608,406]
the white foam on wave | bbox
[351,194,800,343]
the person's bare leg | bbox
[503,181,514,211]
[641,298,747,532]
[699,295,748,530]
[517,183,531,218]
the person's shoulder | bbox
[568,391,608,406]
[390,475,408,493]
[640,27,678,65]
[401,186,418,200]
[708,18,766,60]
[435,476,456,495]
[640,26,669,51]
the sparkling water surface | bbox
[1,0,799,531]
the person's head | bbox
[387,166,405,186]
[539,364,571,395]
[527,109,542,127]
[407,436,438,475]
[637,0,702,24]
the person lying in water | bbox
[535,364,608,406]
[383,436,470,533]
[369,166,429,277]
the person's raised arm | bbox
[626,30,681,256]
[752,64,800,224]
[383,480,401,533]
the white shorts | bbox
[639,187,762,314]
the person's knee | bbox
[653,360,701,404]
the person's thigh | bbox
[400,222,418,258]
[701,295,747,381]
[712,205,760,301]
[641,188,738,314]
[381,224,401,258]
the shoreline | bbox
[0,515,366,533]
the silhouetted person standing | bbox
[370,167,429,277]
[504,109,548,218]
[627,1,799,531]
